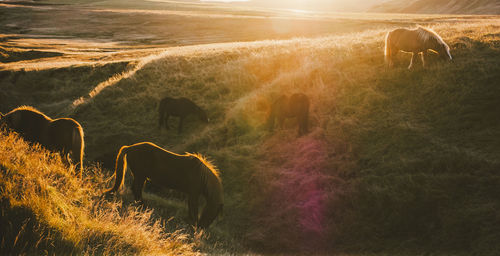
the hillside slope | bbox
[1,17,500,254]
[371,0,500,14]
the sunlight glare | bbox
[200,0,249,2]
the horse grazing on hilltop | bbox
[385,26,452,69]
[267,93,310,136]
[104,142,223,228]
[158,97,208,134]
[0,106,84,177]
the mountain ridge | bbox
[370,0,500,14]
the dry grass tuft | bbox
[0,131,197,255]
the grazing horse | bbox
[385,27,452,69]
[267,93,310,136]
[104,142,223,228]
[0,106,84,177]
[158,97,209,134]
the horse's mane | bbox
[9,106,52,120]
[416,26,449,49]
[187,152,223,204]
[187,152,221,180]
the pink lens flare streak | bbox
[265,132,330,247]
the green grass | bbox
[1,1,500,254]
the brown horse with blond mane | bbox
[0,106,84,177]
[104,142,223,228]
[385,26,452,69]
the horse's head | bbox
[428,35,452,61]
[420,27,452,62]
[198,203,223,229]
[437,42,452,61]
[198,108,209,123]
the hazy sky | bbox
[215,0,387,12]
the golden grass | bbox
[0,131,197,255]
[1,2,499,252]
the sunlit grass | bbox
[0,131,197,255]
[1,1,499,253]
[50,19,498,254]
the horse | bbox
[385,26,452,69]
[0,106,84,177]
[267,93,310,136]
[104,142,223,228]
[158,97,208,134]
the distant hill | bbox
[370,0,500,14]
[234,0,382,12]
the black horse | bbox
[267,93,310,136]
[158,97,208,134]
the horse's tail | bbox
[158,99,165,129]
[384,31,392,65]
[105,145,129,193]
[72,124,84,178]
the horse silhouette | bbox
[158,97,208,134]
[104,142,223,228]
[267,93,310,136]
[385,26,452,69]
[0,106,84,177]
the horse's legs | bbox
[278,117,285,130]
[164,115,170,130]
[421,51,427,68]
[408,52,417,69]
[188,194,199,226]
[298,116,308,136]
[267,115,275,132]
[178,117,184,134]
[159,111,163,129]
[132,175,146,203]
[388,47,397,68]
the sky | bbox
[211,0,387,12]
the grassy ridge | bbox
[1,18,500,254]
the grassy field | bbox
[1,0,500,255]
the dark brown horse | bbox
[104,142,223,228]
[0,106,84,177]
[158,97,208,134]
[267,93,310,136]
[385,26,452,69]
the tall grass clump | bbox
[0,131,197,255]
